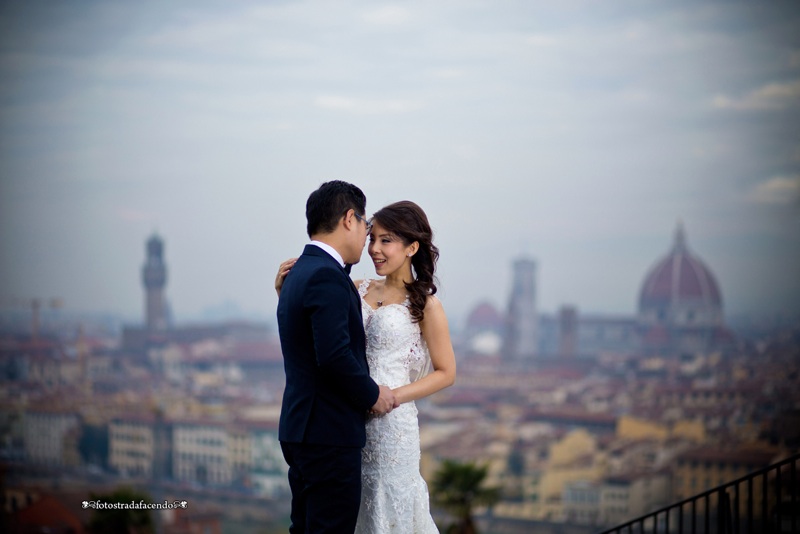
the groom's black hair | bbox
[306,180,367,237]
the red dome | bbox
[466,301,503,330]
[639,224,722,308]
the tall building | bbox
[142,234,168,332]
[558,305,578,359]
[502,257,538,361]
[124,235,270,350]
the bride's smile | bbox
[368,221,415,277]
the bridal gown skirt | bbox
[355,402,439,533]
[355,279,438,533]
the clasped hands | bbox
[370,385,400,416]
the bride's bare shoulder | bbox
[424,294,444,312]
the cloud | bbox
[360,5,411,26]
[3,1,800,319]
[431,68,465,79]
[117,207,157,223]
[523,33,559,48]
[750,175,800,205]
[314,95,423,114]
[713,79,800,111]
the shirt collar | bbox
[309,240,345,268]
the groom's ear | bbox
[342,209,355,230]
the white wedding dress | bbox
[355,280,439,534]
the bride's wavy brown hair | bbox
[371,201,440,323]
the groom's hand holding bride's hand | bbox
[370,385,398,415]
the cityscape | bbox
[1,225,798,533]
[1,2,799,533]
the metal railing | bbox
[597,452,800,534]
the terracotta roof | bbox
[11,494,85,533]
[465,301,504,329]
[524,408,617,426]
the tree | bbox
[431,459,500,534]
[86,487,154,534]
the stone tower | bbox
[142,234,168,331]
[502,257,538,361]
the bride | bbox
[276,200,456,533]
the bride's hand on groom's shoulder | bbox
[275,258,298,296]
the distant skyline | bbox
[1,1,799,326]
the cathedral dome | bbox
[466,301,503,331]
[465,301,504,356]
[638,224,723,328]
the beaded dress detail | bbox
[355,279,439,533]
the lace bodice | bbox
[358,279,431,387]
[355,279,438,533]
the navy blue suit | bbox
[278,244,379,532]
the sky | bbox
[1,0,799,328]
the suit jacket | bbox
[277,244,380,447]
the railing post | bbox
[792,458,797,534]
[747,477,753,534]
[763,464,769,534]
[777,463,783,533]
[717,488,731,534]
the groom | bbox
[277,180,397,533]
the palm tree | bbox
[431,459,500,534]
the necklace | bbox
[375,281,408,308]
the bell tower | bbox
[142,234,168,331]
[502,257,538,361]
